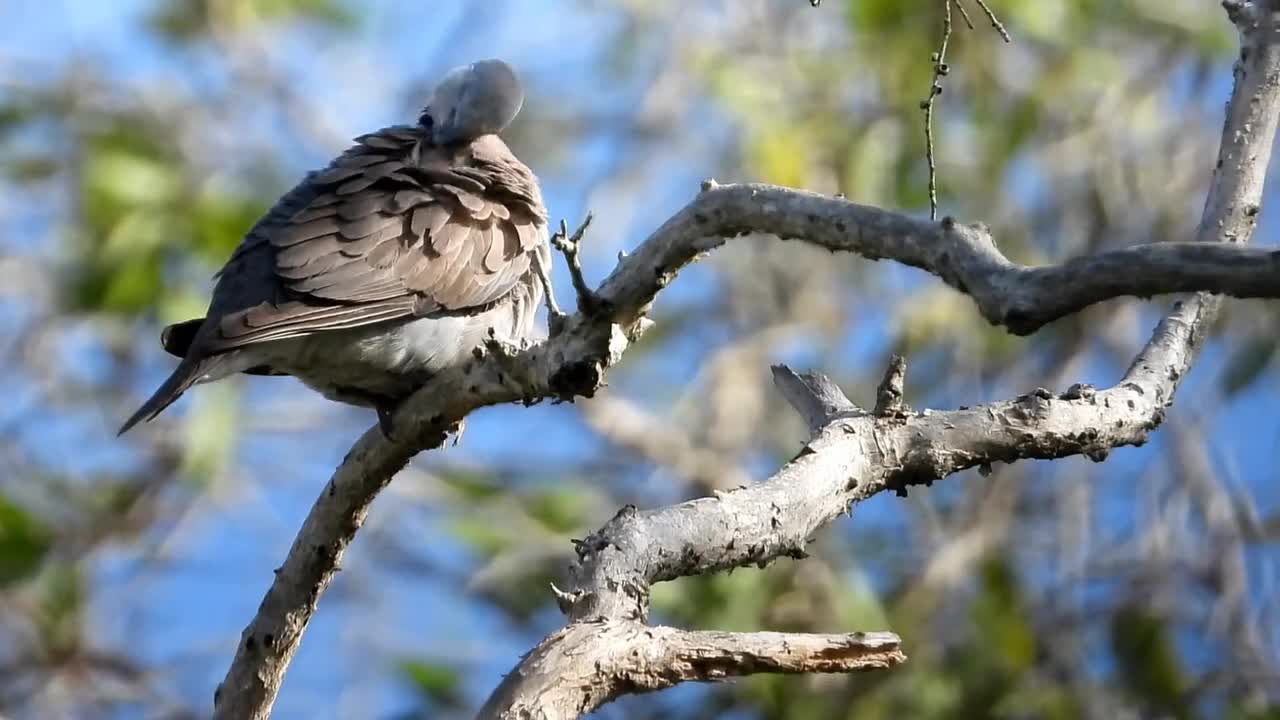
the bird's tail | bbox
[118,355,223,435]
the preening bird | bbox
[119,59,549,435]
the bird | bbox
[119,59,549,436]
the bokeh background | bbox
[1,1,1278,718]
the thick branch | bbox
[559,336,1192,622]
[478,621,902,719]
[1118,0,1280,393]
[612,190,1280,337]
[217,4,1280,718]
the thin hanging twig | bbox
[920,0,1012,221]
[972,0,1012,42]
[921,1,954,221]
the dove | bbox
[119,59,549,436]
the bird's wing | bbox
[200,126,547,352]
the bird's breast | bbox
[252,280,542,407]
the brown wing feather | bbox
[337,192,390,220]
[290,204,340,224]
[481,223,505,273]
[193,126,546,353]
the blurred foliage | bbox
[149,0,356,39]
[1110,606,1189,719]
[1221,334,1278,397]
[396,658,464,711]
[0,0,1277,718]
[72,116,269,314]
[0,494,52,588]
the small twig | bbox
[873,355,909,418]
[920,1,1013,221]
[551,214,601,315]
[971,0,1012,42]
[548,582,582,614]
[921,1,954,221]
[771,365,860,433]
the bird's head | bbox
[420,59,524,146]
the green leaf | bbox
[1110,606,1188,719]
[972,556,1036,672]
[0,494,52,587]
[397,658,462,708]
[180,381,239,483]
[1226,704,1280,720]
[190,192,270,262]
[526,488,589,533]
[438,468,505,502]
[84,148,181,207]
[36,563,84,655]
[99,252,164,313]
[446,517,509,557]
[148,0,356,41]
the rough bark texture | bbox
[476,622,903,719]
[214,3,1280,718]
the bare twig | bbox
[770,365,861,433]
[551,214,600,315]
[921,1,1013,219]
[873,354,908,417]
[921,1,953,221]
[971,0,1012,42]
[953,0,975,31]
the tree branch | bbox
[615,188,1280,337]
[215,3,1280,717]
[477,621,903,718]
[547,333,1199,625]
